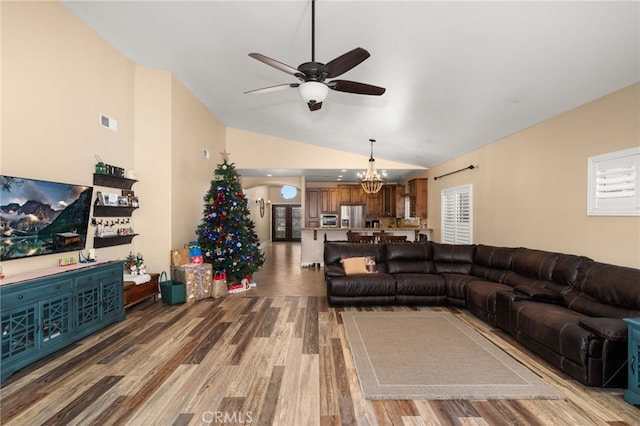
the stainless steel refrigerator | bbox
[340,204,365,228]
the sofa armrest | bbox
[324,264,346,278]
[513,286,563,303]
[579,317,628,342]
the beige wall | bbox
[227,127,423,173]
[425,83,640,268]
[2,1,135,275]
[132,66,172,274]
[169,75,226,262]
[1,2,224,276]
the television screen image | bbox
[0,175,94,261]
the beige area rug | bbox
[341,311,566,400]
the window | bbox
[441,184,473,244]
[280,185,297,200]
[588,146,640,216]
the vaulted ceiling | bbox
[62,1,639,182]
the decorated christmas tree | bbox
[196,151,265,283]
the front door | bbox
[272,204,302,242]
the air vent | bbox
[100,113,118,132]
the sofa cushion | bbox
[552,254,591,286]
[432,243,475,274]
[563,289,640,319]
[503,248,559,287]
[395,273,445,296]
[512,300,597,366]
[442,273,481,307]
[471,245,515,282]
[573,261,640,310]
[386,241,434,274]
[467,280,512,324]
[328,273,396,297]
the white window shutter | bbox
[441,184,473,244]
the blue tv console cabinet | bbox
[1,261,124,383]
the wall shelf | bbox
[93,206,138,217]
[93,173,137,190]
[93,234,138,248]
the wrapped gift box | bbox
[170,263,213,302]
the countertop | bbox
[302,227,426,232]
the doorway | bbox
[272,204,302,242]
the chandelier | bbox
[359,139,384,194]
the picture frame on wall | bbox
[122,190,134,205]
[104,193,119,207]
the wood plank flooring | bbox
[1,242,639,425]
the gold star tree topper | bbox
[220,150,230,162]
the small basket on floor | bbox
[159,271,186,305]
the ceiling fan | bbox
[244,0,386,111]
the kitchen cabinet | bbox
[366,191,383,217]
[350,186,366,204]
[408,178,428,218]
[338,185,352,204]
[337,184,366,204]
[306,188,320,228]
[382,185,397,217]
[321,188,339,214]
[1,261,124,383]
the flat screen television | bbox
[1,175,94,261]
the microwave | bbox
[320,214,339,228]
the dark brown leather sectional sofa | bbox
[324,241,640,388]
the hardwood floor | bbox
[1,242,638,425]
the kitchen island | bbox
[300,227,430,267]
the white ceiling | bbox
[62,1,639,182]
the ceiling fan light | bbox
[299,81,328,104]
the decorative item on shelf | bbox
[103,193,119,206]
[122,190,134,206]
[118,226,134,235]
[94,191,104,206]
[358,139,385,194]
[79,249,97,263]
[58,256,77,267]
[98,228,117,237]
[124,252,146,275]
[131,197,139,208]
[126,170,137,180]
[95,155,107,174]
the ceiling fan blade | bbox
[328,80,386,96]
[308,101,323,111]
[319,47,370,78]
[249,53,304,78]
[244,83,299,95]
